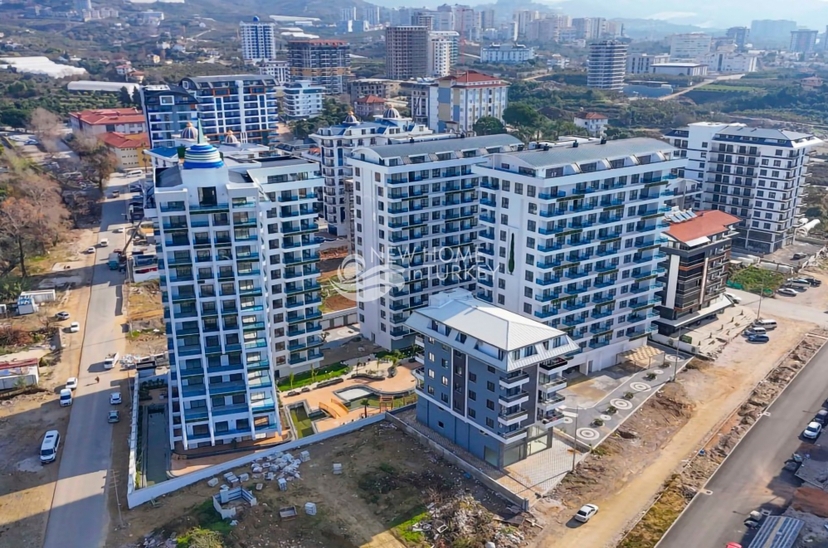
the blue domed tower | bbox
[183,143,224,170]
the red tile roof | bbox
[70,108,145,126]
[575,112,608,120]
[666,210,741,244]
[439,70,507,87]
[356,95,386,104]
[99,132,149,150]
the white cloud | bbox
[648,11,698,20]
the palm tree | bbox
[360,398,370,418]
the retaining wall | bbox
[320,307,357,330]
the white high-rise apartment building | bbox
[282,80,325,119]
[626,53,670,75]
[152,141,323,450]
[306,108,436,239]
[669,33,712,60]
[347,134,523,350]
[240,17,277,62]
[473,138,686,373]
[428,31,459,77]
[665,123,822,253]
[587,41,627,91]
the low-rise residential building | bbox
[282,80,325,119]
[353,95,387,119]
[427,70,509,133]
[257,60,291,85]
[669,33,712,60]
[626,53,670,75]
[349,78,402,101]
[406,288,578,468]
[347,134,523,350]
[99,132,150,170]
[69,107,146,137]
[702,51,758,73]
[473,137,686,373]
[650,62,708,77]
[573,112,609,136]
[480,43,535,64]
[656,209,740,335]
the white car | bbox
[109,393,122,405]
[65,377,78,391]
[69,322,80,333]
[804,421,823,440]
[86,247,96,254]
[55,311,70,321]
[574,503,599,523]
[778,288,798,297]
[114,227,124,233]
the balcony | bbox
[539,375,567,393]
[190,203,230,213]
[537,409,565,429]
[212,403,250,416]
[177,345,203,357]
[537,393,566,412]
[498,390,529,407]
[497,408,529,426]
[499,372,530,389]
[209,380,247,396]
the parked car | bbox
[108,410,120,423]
[747,334,770,343]
[804,421,823,440]
[99,238,109,247]
[575,504,599,523]
[778,288,798,297]
[86,247,96,254]
[725,292,742,304]
[55,311,70,320]
[109,393,122,405]
[805,277,822,287]
[788,278,810,285]
[114,227,124,233]
[69,322,80,333]
[815,409,828,426]
[65,377,78,390]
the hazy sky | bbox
[520,0,828,28]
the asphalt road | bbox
[658,335,828,548]
[42,177,131,548]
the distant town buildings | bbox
[287,39,351,95]
[98,132,150,170]
[650,62,708,77]
[385,26,430,79]
[702,51,758,73]
[350,78,402,101]
[480,44,535,64]
[790,29,819,54]
[669,33,712,60]
[353,95,386,118]
[750,19,797,47]
[428,30,459,77]
[587,40,627,91]
[573,112,609,136]
[726,26,750,50]
[240,17,278,62]
[257,60,290,85]
[69,107,146,137]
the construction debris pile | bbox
[208,450,310,492]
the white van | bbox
[40,430,61,463]
[126,169,143,177]
[748,326,767,336]
[724,292,742,304]
[754,318,778,330]
[59,388,72,407]
[99,238,109,247]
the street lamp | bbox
[571,406,579,471]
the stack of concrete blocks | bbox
[212,486,257,519]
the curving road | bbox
[42,177,131,548]
[657,337,828,548]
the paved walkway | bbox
[557,354,688,449]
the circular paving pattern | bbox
[630,381,652,392]
[654,369,664,375]
[610,398,633,410]
[599,414,613,422]
[577,427,600,441]
[562,417,574,424]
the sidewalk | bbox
[557,354,688,449]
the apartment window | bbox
[468,409,476,418]
[501,214,509,224]
[468,390,476,401]
[374,173,380,182]
[486,381,495,392]
[441,393,449,404]
[486,417,494,428]
[441,376,448,386]
[523,303,532,314]
[498,279,506,289]
[497,294,505,305]
[515,182,523,195]
[428,368,435,379]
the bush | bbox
[623,391,635,400]
[592,418,604,427]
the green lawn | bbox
[729,267,785,294]
[277,362,350,391]
[345,393,417,410]
[289,407,315,438]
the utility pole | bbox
[571,406,579,471]
[672,326,682,382]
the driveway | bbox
[42,178,131,548]
[658,339,828,548]
[727,287,828,326]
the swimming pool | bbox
[335,386,373,402]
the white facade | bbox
[626,53,670,75]
[152,143,323,450]
[573,114,609,136]
[702,51,758,73]
[307,109,436,239]
[428,31,459,77]
[481,44,535,64]
[587,41,627,91]
[427,71,509,133]
[282,80,324,119]
[665,123,822,253]
[240,19,278,62]
[650,63,708,77]
[258,60,291,84]
[346,134,523,350]
[669,33,712,60]
[473,138,685,373]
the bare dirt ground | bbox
[528,318,816,548]
[320,248,356,313]
[0,228,96,548]
[108,422,533,548]
[126,280,164,356]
